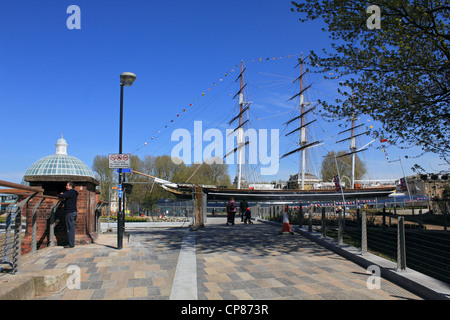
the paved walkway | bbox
[5,217,423,300]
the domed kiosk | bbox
[24,135,97,194]
[21,136,101,253]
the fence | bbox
[0,180,64,274]
[257,202,450,284]
[1,198,21,273]
[156,199,195,221]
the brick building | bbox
[401,174,449,199]
[21,135,100,253]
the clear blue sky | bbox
[0,0,447,185]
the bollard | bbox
[321,207,326,238]
[256,203,260,219]
[342,205,346,228]
[298,204,303,227]
[397,217,406,271]
[444,198,448,231]
[338,208,343,246]
[418,209,423,229]
[389,208,392,227]
[308,205,313,232]
[361,211,367,255]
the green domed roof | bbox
[24,135,95,179]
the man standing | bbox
[57,182,78,248]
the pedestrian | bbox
[57,182,78,248]
[212,208,216,217]
[244,207,253,224]
[240,199,248,222]
[226,197,237,225]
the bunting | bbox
[379,137,390,160]
[131,53,300,154]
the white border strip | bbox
[169,231,197,300]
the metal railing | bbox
[156,199,195,221]
[0,180,59,273]
[256,202,450,284]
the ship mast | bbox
[228,60,250,189]
[237,61,244,189]
[336,92,370,188]
[299,56,306,190]
[350,114,356,188]
[281,54,321,190]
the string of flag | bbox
[379,137,390,160]
[130,53,300,155]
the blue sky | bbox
[0,0,447,185]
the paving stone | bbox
[7,218,424,301]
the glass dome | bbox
[24,135,95,178]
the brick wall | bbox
[21,184,99,254]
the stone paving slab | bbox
[0,217,424,300]
[195,217,420,300]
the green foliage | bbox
[92,154,232,213]
[444,184,450,198]
[291,0,449,159]
[106,215,149,222]
[321,150,367,182]
[92,155,115,202]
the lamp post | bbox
[118,72,136,249]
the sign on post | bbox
[118,184,123,199]
[109,154,131,169]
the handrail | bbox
[0,179,60,273]
[0,180,58,200]
[0,180,44,193]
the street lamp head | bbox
[120,72,136,87]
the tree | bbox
[321,150,367,185]
[291,0,449,160]
[137,155,179,214]
[183,157,232,186]
[91,155,115,201]
[92,153,233,215]
[123,155,149,215]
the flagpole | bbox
[389,156,414,215]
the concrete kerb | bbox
[100,221,193,232]
[256,218,450,300]
[0,267,69,300]
[0,274,35,300]
[0,244,74,300]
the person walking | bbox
[57,182,78,248]
[226,197,237,225]
[244,207,253,224]
[240,199,248,222]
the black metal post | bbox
[321,207,326,238]
[118,84,124,249]
[298,203,303,227]
[444,198,448,231]
[397,216,406,270]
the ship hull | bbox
[164,185,395,202]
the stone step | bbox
[0,269,69,300]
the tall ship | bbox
[134,56,396,202]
